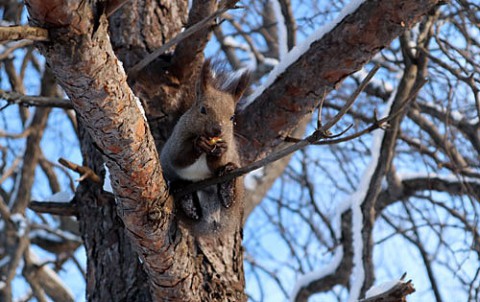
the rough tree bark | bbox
[23,0,440,301]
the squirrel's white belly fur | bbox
[176,153,212,181]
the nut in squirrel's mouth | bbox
[207,137,223,145]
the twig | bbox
[0,26,48,42]
[105,0,131,17]
[316,90,327,129]
[323,63,380,131]
[0,89,73,109]
[58,158,102,183]
[0,127,32,139]
[128,0,240,79]
[0,40,33,60]
[28,201,77,216]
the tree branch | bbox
[0,89,72,109]
[28,201,77,216]
[360,279,415,302]
[24,1,188,299]
[0,26,48,41]
[58,158,101,183]
[128,0,240,79]
[176,76,427,197]
[236,0,441,163]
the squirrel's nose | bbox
[207,125,222,138]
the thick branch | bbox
[25,1,181,299]
[236,0,440,163]
[29,201,77,216]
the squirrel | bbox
[160,60,249,232]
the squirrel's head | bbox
[193,60,250,138]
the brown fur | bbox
[160,60,249,234]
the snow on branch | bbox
[361,275,415,302]
[244,0,365,106]
[399,172,480,186]
[270,0,288,60]
[290,247,345,301]
[348,87,397,301]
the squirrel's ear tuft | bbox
[196,59,213,96]
[226,71,250,102]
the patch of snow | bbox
[30,228,81,243]
[348,87,396,302]
[398,172,480,185]
[0,20,14,26]
[290,78,387,301]
[420,101,478,124]
[10,213,27,237]
[407,40,417,56]
[365,280,401,298]
[244,167,265,190]
[291,172,353,300]
[450,110,464,122]
[223,36,249,51]
[42,191,73,203]
[0,281,5,290]
[263,57,279,67]
[134,96,147,121]
[30,229,63,243]
[28,249,74,300]
[103,163,113,193]
[353,68,394,95]
[271,0,288,59]
[290,247,344,301]
[381,176,388,190]
[0,256,11,268]
[245,51,258,72]
[244,0,366,107]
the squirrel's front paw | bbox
[217,162,238,175]
[195,136,227,157]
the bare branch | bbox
[128,0,240,78]
[58,158,101,184]
[28,201,77,216]
[0,89,73,109]
[0,26,48,41]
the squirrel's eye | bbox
[230,114,235,121]
[200,106,207,114]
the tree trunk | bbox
[24,0,441,300]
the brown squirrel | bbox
[160,60,249,231]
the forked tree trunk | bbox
[26,1,246,301]
[24,0,440,300]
